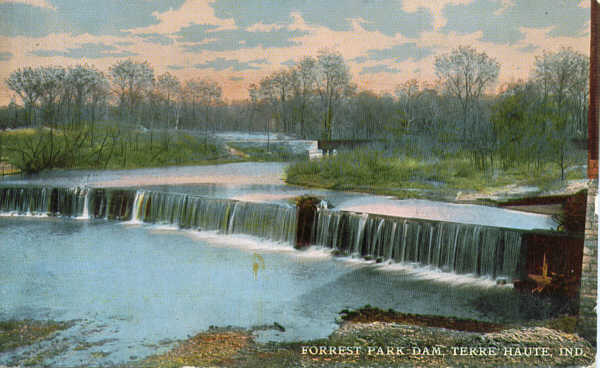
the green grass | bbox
[227,142,307,162]
[0,124,231,173]
[285,149,587,198]
[0,319,71,353]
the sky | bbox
[0,0,592,105]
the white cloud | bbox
[0,0,591,105]
[494,0,515,15]
[129,0,236,35]
[0,0,56,10]
[401,0,476,30]
[246,22,284,32]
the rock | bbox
[273,322,285,332]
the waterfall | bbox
[1,185,532,281]
[0,186,89,217]
[75,187,91,220]
[130,191,144,223]
[1,186,296,245]
[312,209,524,280]
[133,191,297,244]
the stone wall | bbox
[577,179,598,343]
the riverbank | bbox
[2,305,594,367]
[129,307,594,368]
[0,320,73,366]
[284,150,588,203]
[0,127,310,176]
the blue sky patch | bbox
[194,57,271,71]
[0,51,13,61]
[442,0,588,44]
[31,42,138,58]
[210,0,433,37]
[359,64,401,75]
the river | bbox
[0,162,558,366]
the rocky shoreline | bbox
[131,307,595,368]
[131,323,595,368]
[0,307,595,367]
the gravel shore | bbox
[134,313,595,368]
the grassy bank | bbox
[0,320,71,353]
[0,125,309,175]
[0,125,231,174]
[285,149,586,199]
[227,142,307,162]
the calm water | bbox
[1,216,521,367]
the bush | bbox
[1,125,228,173]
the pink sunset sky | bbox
[0,0,592,106]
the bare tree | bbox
[247,83,260,133]
[257,71,292,134]
[157,72,181,130]
[258,75,278,144]
[316,49,353,140]
[290,56,317,138]
[532,48,589,179]
[109,60,154,123]
[533,47,589,137]
[183,78,222,135]
[6,67,43,126]
[270,70,293,133]
[37,66,66,126]
[64,64,106,126]
[435,45,500,142]
[88,72,110,126]
[395,79,421,132]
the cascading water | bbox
[1,185,530,281]
[0,186,89,217]
[312,209,524,280]
[0,186,297,245]
[75,187,91,220]
[131,190,297,244]
[129,191,144,223]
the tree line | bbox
[3,60,226,133]
[1,46,589,177]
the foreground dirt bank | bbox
[132,324,594,368]
[1,309,594,367]
[133,309,595,368]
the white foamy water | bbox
[0,211,49,218]
[373,262,507,289]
